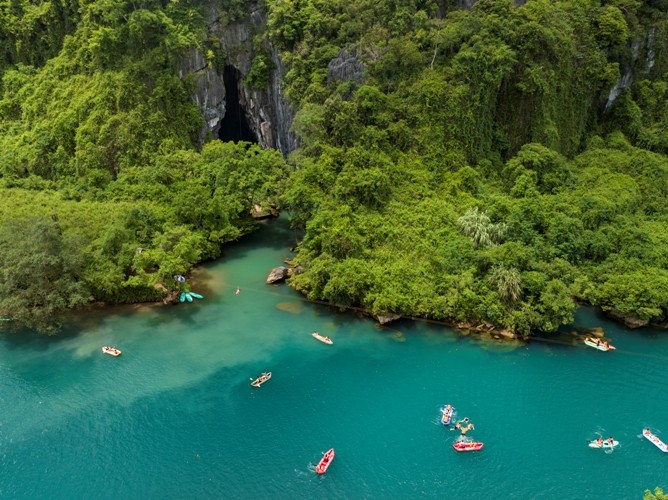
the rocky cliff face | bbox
[179,4,299,155]
[177,48,226,146]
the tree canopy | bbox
[272,0,668,333]
[1,0,667,334]
[0,0,290,332]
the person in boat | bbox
[602,341,609,348]
[596,437,604,446]
[607,436,614,445]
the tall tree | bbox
[0,217,91,333]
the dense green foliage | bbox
[0,216,90,332]
[269,0,668,333]
[645,487,668,500]
[2,0,668,335]
[0,0,289,332]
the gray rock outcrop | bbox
[374,313,402,325]
[178,48,226,145]
[606,310,650,329]
[266,266,289,284]
[327,50,366,86]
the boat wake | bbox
[295,468,311,477]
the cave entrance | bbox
[219,65,256,143]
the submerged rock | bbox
[584,327,606,338]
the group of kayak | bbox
[441,405,483,452]
[582,336,668,454]
[587,428,667,452]
[250,331,336,474]
[442,404,667,454]
[250,331,333,388]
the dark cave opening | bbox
[219,65,256,143]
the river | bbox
[1,217,666,499]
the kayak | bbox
[189,292,204,299]
[588,439,619,449]
[315,448,335,474]
[250,372,272,388]
[441,405,454,426]
[102,346,121,356]
[185,293,193,302]
[584,337,616,351]
[643,428,668,452]
[453,439,483,452]
[179,292,186,302]
[312,332,333,345]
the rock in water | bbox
[266,266,289,284]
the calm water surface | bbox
[1,219,667,499]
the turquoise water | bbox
[1,218,667,499]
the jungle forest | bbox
[0,0,667,334]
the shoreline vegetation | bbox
[1,0,667,334]
[271,260,660,340]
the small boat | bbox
[588,439,619,449]
[441,405,454,426]
[189,292,204,299]
[315,448,335,474]
[179,292,186,302]
[312,331,333,345]
[643,428,668,452]
[102,346,121,356]
[584,337,616,351]
[250,372,272,388]
[453,438,483,452]
[185,293,193,302]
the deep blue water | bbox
[1,218,667,499]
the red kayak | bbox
[315,448,335,474]
[453,440,484,452]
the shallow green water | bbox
[1,218,667,499]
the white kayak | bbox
[584,337,616,351]
[588,440,619,449]
[643,428,668,452]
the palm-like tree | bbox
[488,265,522,303]
[457,207,506,248]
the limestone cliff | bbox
[179,3,298,155]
